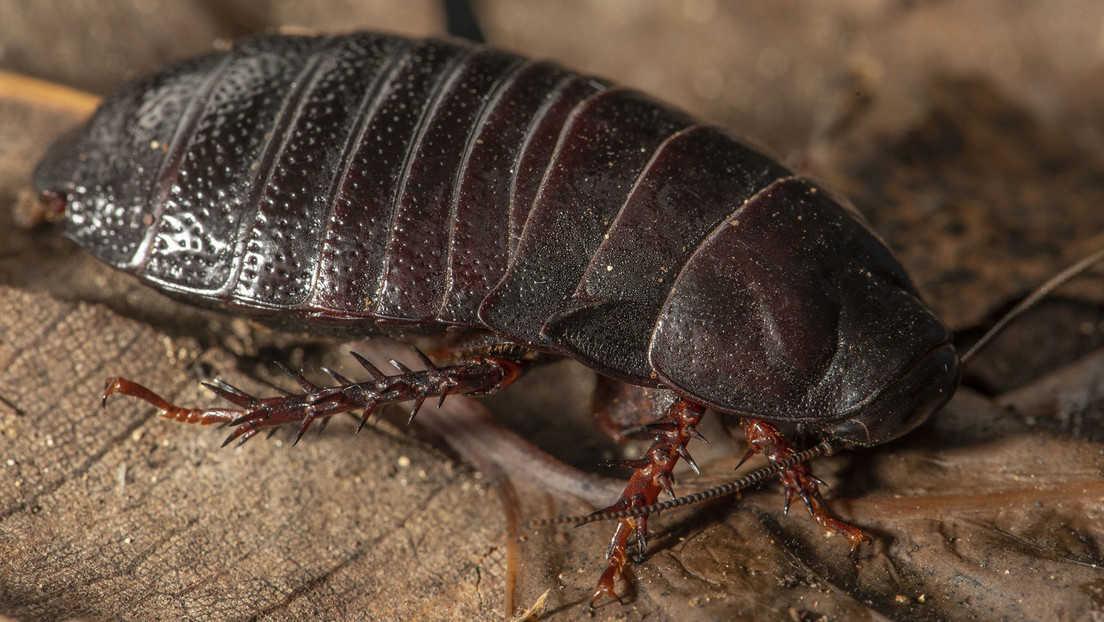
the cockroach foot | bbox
[742,419,870,551]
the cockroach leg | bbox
[742,419,869,551]
[590,399,705,606]
[103,351,527,447]
[592,378,675,442]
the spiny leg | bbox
[740,419,869,550]
[592,377,678,443]
[589,399,705,606]
[103,348,527,446]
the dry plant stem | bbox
[590,399,705,606]
[741,419,869,550]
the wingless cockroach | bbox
[34,32,963,604]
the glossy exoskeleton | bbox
[33,31,961,604]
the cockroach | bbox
[33,31,969,605]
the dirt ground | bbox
[1,2,1103,620]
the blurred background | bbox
[3,0,1103,157]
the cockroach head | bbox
[646,179,961,446]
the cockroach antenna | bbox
[961,245,1104,365]
[532,440,843,527]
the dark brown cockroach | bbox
[34,31,961,604]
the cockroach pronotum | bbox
[36,31,1079,605]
